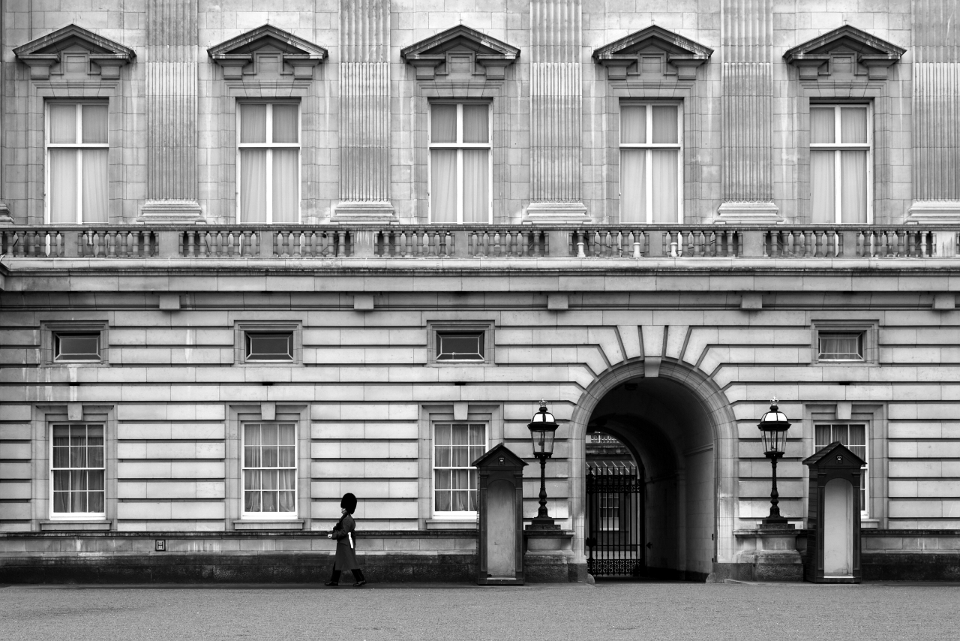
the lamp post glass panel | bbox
[528,401,559,529]
[758,398,791,525]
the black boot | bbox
[324,570,341,586]
[352,569,366,587]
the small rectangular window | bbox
[818,332,864,361]
[242,422,297,517]
[433,422,486,515]
[51,423,105,517]
[436,332,484,361]
[245,332,294,361]
[54,332,102,362]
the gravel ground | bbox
[1,581,958,641]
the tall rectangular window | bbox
[429,102,491,223]
[238,102,300,223]
[242,422,297,517]
[51,424,105,517]
[810,104,871,224]
[46,102,109,224]
[620,103,682,223]
[815,423,868,516]
[433,423,486,516]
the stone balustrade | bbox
[1,224,956,261]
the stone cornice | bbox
[400,24,519,80]
[593,25,713,81]
[783,25,906,81]
[208,24,327,80]
[14,23,135,80]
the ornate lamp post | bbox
[527,400,560,531]
[757,398,791,526]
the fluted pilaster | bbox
[526,0,586,221]
[716,0,779,221]
[909,0,960,221]
[139,0,201,221]
[334,0,394,220]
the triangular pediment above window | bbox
[783,25,906,81]
[14,24,135,80]
[592,25,713,81]
[208,25,327,80]
[400,25,520,80]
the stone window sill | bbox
[40,520,111,532]
[233,519,304,531]
[426,518,478,530]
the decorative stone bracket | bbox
[783,25,906,81]
[593,25,712,82]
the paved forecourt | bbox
[1,581,957,641]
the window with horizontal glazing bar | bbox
[429,102,492,223]
[237,102,300,223]
[619,102,682,223]
[46,102,109,224]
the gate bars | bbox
[585,463,643,577]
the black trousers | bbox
[327,569,365,584]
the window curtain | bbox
[462,150,489,222]
[651,106,678,144]
[52,425,70,513]
[240,150,267,223]
[840,107,867,144]
[462,105,488,143]
[271,150,299,223]
[620,150,646,222]
[49,150,78,224]
[272,104,298,143]
[49,104,77,144]
[820,334,859,359]
[431,150,457,222]
[240,104,267,143]
[431,105,457,143]
[82,105,108,144]
[810,108,835,144]
[651,150,678,223]
[620,106,645,144]
[840,151,867,223]
[82,150,109,223]
[810,151,835,223]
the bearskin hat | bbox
[341,492,357,514]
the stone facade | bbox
[2,1,960,583]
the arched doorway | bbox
[569,360,737,581]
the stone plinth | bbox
[738,524,803,581]
[523,528,582,582]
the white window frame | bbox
[235,101,302,224]
[619,101,683,223]
[240,421,299,520]
[428,100,493,224]
[817,331,864,362]
[809,103,873,224]
[431,421,488,519]
[48,422,106,521]
[44,101,109,224]
[814,422,869,518]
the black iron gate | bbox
[585,464,643,577]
